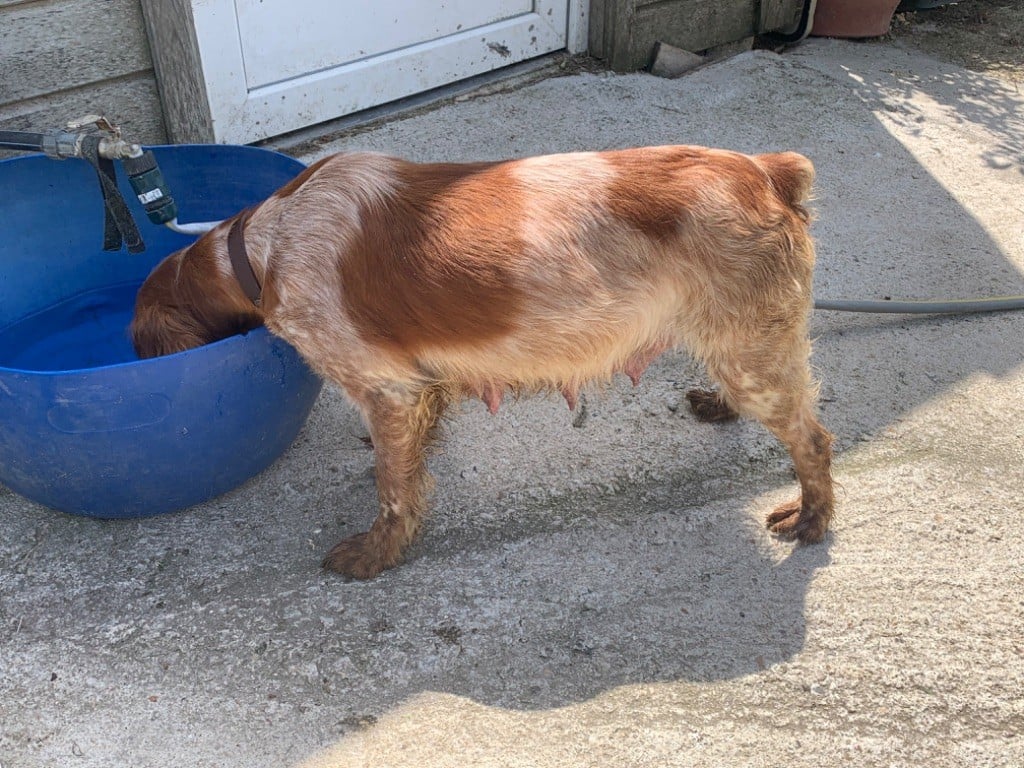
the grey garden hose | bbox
[814,296,1024,314]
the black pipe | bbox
[0,130,46,153]
[761,0,817,45]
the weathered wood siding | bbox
[0,0,166,155]
[591,0,803,71]
[139,0,213,144]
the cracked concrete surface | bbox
[1,38,1022,768]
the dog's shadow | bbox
[218,382,834,703]
[340,467,834,710]
[0,382,829,723]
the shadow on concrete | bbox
[840,42,1024,175]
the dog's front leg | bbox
[322,385,449,579]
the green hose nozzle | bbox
[124,150,178,225]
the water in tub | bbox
[0,282,140,371]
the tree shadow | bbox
[823,38,1023,175]
[895,0,1024,98]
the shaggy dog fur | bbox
[131,145,834,579]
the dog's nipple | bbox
[622,345,666,387]
[482,383,503,415]
[561,385,579,411]
[623,357,649,387]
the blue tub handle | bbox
[47,391,171,434]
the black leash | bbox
[78,134,145,253]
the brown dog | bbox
[132,146,834,579]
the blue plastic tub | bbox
[0,145,322,518]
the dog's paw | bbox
[685,389,739,423]
[322,533,392,580]
[766,498,830,544]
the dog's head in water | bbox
[131,226,264,359]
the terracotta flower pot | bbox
[811,0,902,38]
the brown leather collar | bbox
[227,210,262,306]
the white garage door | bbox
[190,0,571,144]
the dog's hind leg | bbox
[760,399,834,543]
[323,384,450,579]
[706,340,834,544]
[685,388,739,423]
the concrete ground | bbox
[2,36,1023,768]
